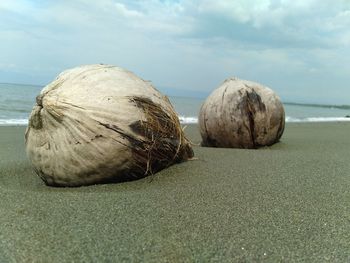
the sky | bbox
[0,0,349,104]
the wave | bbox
[0,119,28,125]
[178,116,350,124]
[178,116,198,124]
[0,106,31,113]
[285,116,350,123]
[284,102,350,110]
[1,116,350,126]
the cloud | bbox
[187,0,349,50]
[4,1,348,50]
[0,0,30,13]
[0,0,350,103]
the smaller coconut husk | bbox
[199,77,285,149]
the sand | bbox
[1,123,350,262]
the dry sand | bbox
[1,123,350,262]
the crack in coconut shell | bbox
[276,112,285,141]
[244,87,266,148]
[100,96,194,177]
[244,94,257,148]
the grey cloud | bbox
[0,0,349,103]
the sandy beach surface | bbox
[1,123,350,262]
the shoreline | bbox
[1,123,350,261]
[2,117,350,127]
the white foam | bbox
[1,116,350,126]
[0,119,28,125]
[286,116,350,123]
[179,116,350,124]
[178,116,198,124]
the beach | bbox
[1,123,350,262]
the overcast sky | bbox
[0,0,349,104]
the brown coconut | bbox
[199,77,285,149]
[25,64,193,187]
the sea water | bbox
[169,97,350,123]
[1,83,350,125]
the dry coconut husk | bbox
[25,64,193,187]
[199,77,285,149]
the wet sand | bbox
[1,123,350,262]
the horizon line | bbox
[1,82,349,108]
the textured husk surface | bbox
[25,64,193,186]
[199,77,285,149]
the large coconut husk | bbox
[25,64,193,187]
[199,77,285,149]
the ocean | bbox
[1,83,350,126]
